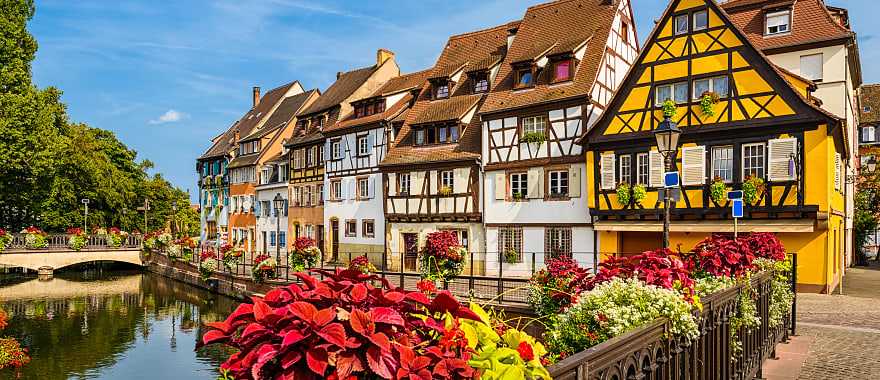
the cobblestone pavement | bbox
[791,263,880,379]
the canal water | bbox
[0,267,238,379]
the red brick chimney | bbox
[252,86,261,108]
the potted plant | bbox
[252,254,277,283]
[710,177,730,205]
[504,248,520,264]
[512,192,526,201]
[21,226,48,249]
[104,227,129,248]
[175,236,198,260]
[419,231,466,281]
[199,251,220,281]
[632,183,647,205]
[220,243,243,271]
[662,99,678,119]
[349,255,377,274]
[521,131,546,146]
[288,237,321,272]
[0,229,12,254]
[67,227,87,251]
[438,186,453,196]
[742,175,766,205]
[699,91,720,117]
[615,182,632,206]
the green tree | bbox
[856,146,880,264]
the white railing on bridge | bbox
[3,234,143,252]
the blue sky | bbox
[29,0,879,202]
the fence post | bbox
[381,249,387,279]
[497,250,503,303]
[469,250,474,294]
[791,252,798,336]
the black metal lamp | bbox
[653,118,681,249]
[273,193,284,262]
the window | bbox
[864,126,876,142]
[399,173,411,195]
[800,54,823,81]
[434,81,449,99]
[552,59,573,82]
[415,129,425,145]
[498,227,523,263]
[693,10,708,31]
[545,227,572,257]
[674,14,689,35]
[693,76,729,99]
[742,143,766,179]
[510,172,528,199]
[278,232,286,248]
[362,220,375,238]
[765,10,791,35]
[357,135,369,156]
[548,170,569,197]
[621,22,629,43]
[473,72,489,93]
[864,106,872,113]
[655,82,688,105]
[440,171,454,192]
[619,155,632,184]
[306,147,315,167]
[292,187,301,207]
[413,124,459,146]
[636,153,650,185]
[304,186,312,207]
[515,68,534,88]
[330,180,342,200]
[317,144,324,164]
[712,146,734,182]
[345,220,357,237]
[262,201,271,217]
[331,139,343,160]
[521,115,546,136]
[269,231,276,247]
[317,184,324,205]
[278,164,288,181]
[354,99,385,118]
[357,177,370,199]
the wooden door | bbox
[330,220,339,262]
[403,233,418,272]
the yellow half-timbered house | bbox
[582,0,848,293]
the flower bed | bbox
[66,227,87,251]
[21,226,48,249]
[201,269,549,379]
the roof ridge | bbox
[447,20,520,41]
[263,79,300,95]
[525,0,612,12]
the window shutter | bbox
[388,174,397,196]
[569,166,581,198]
[494,172,506,200]
[681,146,706,185]
[412,172,424,195]
[254,200,261,216]
[367,176,376,199]
[348,180,357,200]
[323,183,330,200]
[600,153,616,190]
[367,133,375,155]
[767,138,797,181]
[649,151,665,188]
[527,167,544,199]
[324,140,331,161]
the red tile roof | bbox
[480,0,621,115]
[299,64,381,117]
[860,84,880,125]
[382,21,519,167]
[722,0,853,53]
[324,69,431,134]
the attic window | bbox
[413,123,460,146]
[354,99,386,118]
[864,106,872,113]
[515,67,534,89]
[765,10,791,35]
[434,80,450,99]
[472,71,489,93]
[693,10,708,31]
[552,58,573,83]
[674,14,689,35]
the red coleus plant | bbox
[200,250,217,261]
[422,231,463,262]
[741,232,786,261]
[685,234,756,278]
[200,268,481,380]
[591,249,696,302]
[528,257,593,316]
[66,227,85,236]
[293,236,317,251]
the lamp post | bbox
[81,199,90,231]
[171,201,178,237]
[273,193,284,263]
[138,199,151,232]
[653,117,681,249]
[121,208,127,232]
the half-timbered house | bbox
[288,49,400,261]
[583,0,847,293]
[380,22,519,274]
[479,0,638,275]
[323,69,430,266]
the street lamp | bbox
[81,199,90,231]
[653,117,681,249]
[868,158,877,173]
[273,193,284,263]
[171,201,178,237]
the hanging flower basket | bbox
[504,248,520,264]
[419,231,466,281]
[252,254,277,283]
[615,182,631,206]
[742,175,766,205]
[699,91,720,117]
[288,237,321,272]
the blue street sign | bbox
[728,190,743,200]
[731,199,744,218]
[664,172,679,188]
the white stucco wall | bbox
[255,183,288,255]
[484,226,595,278]
[324,173,385,248]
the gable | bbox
[587,0,831,143]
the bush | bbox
[546,277,699,357]
[686,234,755,277]
[528,257,592,317]
[0,229,11,254]
[754,257,795,328]
[420,231,466,280]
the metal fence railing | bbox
[4,233,143,252]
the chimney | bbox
[233,129,240,145]
[252,86,261,108]
[337,71,344,79]
[377,48,395,66]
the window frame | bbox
[545,227,572,258]
[356,134,370,157]
[498,226,523,263]
[413,123,460,146]
[799,53,824,82]
[439,170,454,193]
[655,81,689,105]
[433,80,450,99]
[742,142,767,180]
[547,169,570,199]
[472,71,489,93]
[330,139,343,160]
[509,172,528,200]
[514,66,535,89]
[712,145,734,183]
[765,10,791,36]
[345,219,357,237]
[637,153,649,185]
[692,10,709,32]
[362,219,375,238]
[692,75,730,100]
[551,57,574,83]
[357,176,370,200]
[398,173,411,195]
[864,126,876,143]
[619,155,632,184]
[520,115,548,137]
[674,13,689,35]
[330,179,342,201]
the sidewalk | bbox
[763,262,880,379]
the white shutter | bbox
[649,151,665,188]
[600,153,616,190]
[681,146,706,185]
[388,174,397,196]
[527,167,543,199]
[569,166,581,198]
[348,180,357,200]
[324,140,331,162]
[412,172,425,195]
[494,172,506,200]
[367,176,376,199]
[767,138,797,181]
[322,182,330,200]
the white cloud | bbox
[149,109,186,124]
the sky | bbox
[28,0,880,203]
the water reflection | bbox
[0,269,238,379]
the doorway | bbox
[403,233,418,272]
[317,224,325,261]
[330,220,339,262]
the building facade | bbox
[254,152,290,258]
[858,83,880,256]
[584,0,847,293]
[478,0,638,275]
[722,0,862,268]
[196,154,228,244]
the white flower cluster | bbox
[694,275,736,297]
[166,244,181,258]
[201,258,219,272]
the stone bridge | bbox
[0,233,143,274]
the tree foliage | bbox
[856,146,880,263]
[0,0,197,234]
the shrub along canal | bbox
[0,264,237,379]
